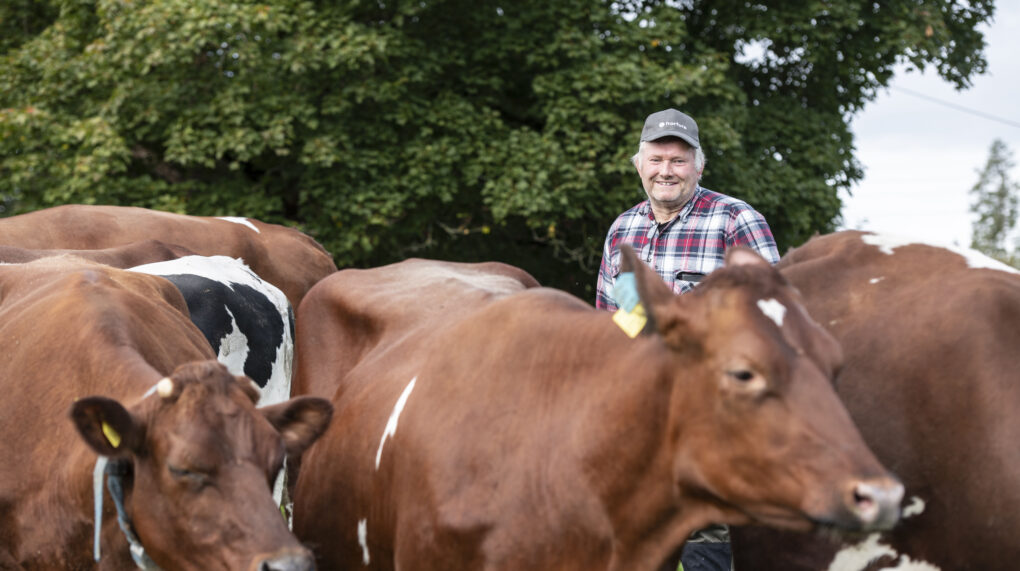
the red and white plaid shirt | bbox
[595,186,780,310]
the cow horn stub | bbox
[156,377,175,399]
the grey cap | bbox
[640,108,700,148]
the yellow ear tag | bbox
[102,421,122,449]
[612,302,648,338]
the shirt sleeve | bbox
[728,208,781,264]
[595,226,619,311]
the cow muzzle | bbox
[252,547,315,571]
[844,476,904,531]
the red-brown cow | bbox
[0,239,194,267]
[0,204,337,306]
[290,247,903,570]
[731,231,1020,571]
[0,256,332,570]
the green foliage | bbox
[1,0,995,298]
[970,138,1020,267]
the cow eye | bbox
[169,465,208,486]
[728,370,755,382]
[725,369,766,393]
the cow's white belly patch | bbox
[827,533,940,571]
[375,376,417,470]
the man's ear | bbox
[70,397,144,458]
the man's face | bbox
[635,139,702,217]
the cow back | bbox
[0,204,336,306]
[732,231,1020,570]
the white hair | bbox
[632,140,706,174]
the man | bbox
[595,109,780,571]
[596,108,779,311]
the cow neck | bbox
[92,381,163,571]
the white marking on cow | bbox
[828,534,941,571]
[259,339,294,407]
[902,495,926,518]
[216,216,261,233]
[358,519,370,565]
[376,376,417,470]
[869,277,884,284]
[757,298,787,328]
[829,319,840,327]
[860,233,1019,274]
[217,306,250,376]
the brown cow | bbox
[0,204,337,306]
[0,239,195,267]
[0,256,332,570]
[731,231,1020,571]
[290,247,903,570]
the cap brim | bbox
[642,130,699,148]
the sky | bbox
[841,2,1020,248]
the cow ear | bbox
[619,244,675,335]
[70,397,144,458]
[725,246,769,268]
[260,397,333,457]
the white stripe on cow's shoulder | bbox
[216,216,261,233]
[828,534,941,571]
[902,495,926,518]
[375,376,418,470]
[860,233,1019,274]
[357,518,370,566]
[756,298,787,328]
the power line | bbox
[891,85,1020,130]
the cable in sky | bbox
[891,85,1020,130]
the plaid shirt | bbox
[595,186,780,310]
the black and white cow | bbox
[129,255,294,406]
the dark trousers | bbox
[660,541,732,571]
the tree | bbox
[0,0,995,298]
[970,138,1019,265]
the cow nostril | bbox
[852,483,878,521]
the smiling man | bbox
[596,108,780,312]
[595,109,781,570]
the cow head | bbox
[70,360,332,570]
[620,245,902,534]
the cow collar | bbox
[93,456,162,570]
[92,380,163,570]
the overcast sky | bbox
[841,2,1020,248]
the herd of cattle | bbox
[0,205,1016,570]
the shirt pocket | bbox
[672,269,706,296]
